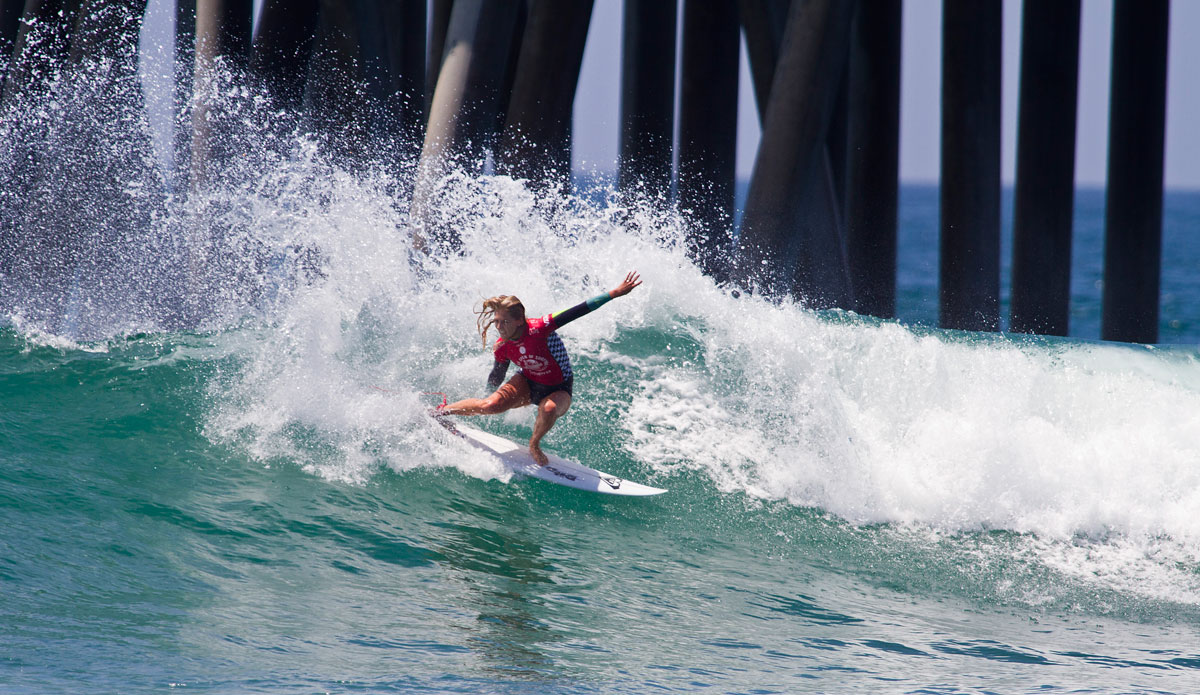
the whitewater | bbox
[3,34,1200,695]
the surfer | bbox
[437,271,642,465]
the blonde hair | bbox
[475,295,525,346]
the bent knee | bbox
[479,397,507,415]
[541,396,568,417]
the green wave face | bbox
[4,170,1200,693]
[3,67,1200,688]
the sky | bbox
[572,0,1200,190]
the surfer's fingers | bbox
[615,272,641,296]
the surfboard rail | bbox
[433,416,667,496]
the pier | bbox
[0,0,1184,343]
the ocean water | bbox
[895,185,1200,344]
[4,53,1200,695]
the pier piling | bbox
[189,0,251,189]
[410,0,521,250]
[0,0,22,81]
[618,0,676,202]
[420,0,520,171]
[733,0,856,307]
[939,0,1001,332]
[378,0,426,162]
[173,0,195,187]
[68,0,146,63]
[1010,0,1080,337]
[739,0,789,123]
[496,0,593,191]
[1101,0,1169,344]
[249,0,318,114]
[425,0,452,121]
[2,0,82,109]
[194,0,250,74]
[303,0,379,159]
[843,0,900,319]
[679,0,738,278]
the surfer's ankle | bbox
[529,442,548,466]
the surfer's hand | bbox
[611,271,642,298]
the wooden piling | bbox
[0,0,22,79]
[378,0,426,159]
[844,0,900,318]
[293,1,426,167]
[304,0,373,159]
[422,0,519,167]
[189,0,251,189]
[173,0,195,188]
[733,0,856,306]
[1010,0,1080,337]
[679,0,738,278]
[249,0,318,113]
[194,0,250,72]
[618,0,676,200]
[826,69,850,210]
[410,0,521,250]
[496,0,593,189]
[2,0,83,109]
[1101,0,1169,344]
[426,0,452,120]
[68,0,146,63]
[940,0,1001,332]
[0,0,82,285]
[491,1,527,152]
[739,0,788,123]
[1,0,153,334]
[354,0,397,140]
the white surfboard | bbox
[434,417,667,496]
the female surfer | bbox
[438,271,642,465]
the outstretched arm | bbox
[551,272,642,329]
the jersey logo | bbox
[521,356,550,374]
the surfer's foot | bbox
[529,442,548,466]
[430,403,448,418]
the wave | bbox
[176,155,1200,551]
[179,162,1200,609]
[4,57,1200,611]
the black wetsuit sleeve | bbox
[487,359,510,391]
[550,292,613,329]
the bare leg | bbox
[442,374,530,416]
[529,391,571,465]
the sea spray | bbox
[7,21,1200,694]
[203,169,694,486]
[184,148,1200,575]
[3,41,1200,617]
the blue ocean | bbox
[4,49,1200,695]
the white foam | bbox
[209,163,1200,539]
[10,31,1190,605]
[5,313,111,353]
[177,154,1200,603]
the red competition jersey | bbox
[493,314,573,385]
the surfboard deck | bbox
[433,416,667,496]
